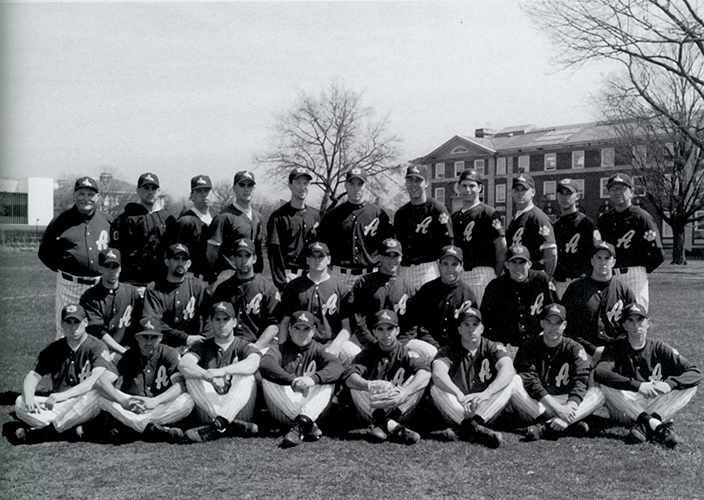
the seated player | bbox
[430,307,515,448]
[342,310,431,445]
[511,304,604,440]
[80,248,142,359]
[594,303,702,448]
[96,317,194,443]
[178,301,261,442]
[14,304,110,443]
[259,311,344,448]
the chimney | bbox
[475,128,496,138]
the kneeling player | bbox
[511,304,604,440]
[594,304,701,447]
[96,318,194,442]
[179,301,261,442]
[342,310,430,445]
[14,304,109,443]
[259,311,344,448]
[430,307,514,448]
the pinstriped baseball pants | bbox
[430,377,515,425]
[261,379,334,425]
[15,391,102,432]
[99,393,195,433]
[599,384,697,424]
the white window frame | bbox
[454,161,465,177]
[600,177,610,198]
[543,181,557,201]
[573,179,585,198]
[496,157,507,176]
[435,163,445,179]
[544,153,556,171]
[474,159,485,175]
[495,184,506,203]
[434,187,446,204]
[518,155,530,172]
[632,175,647,197]
[572,150,584,169]
[601,147,615,167]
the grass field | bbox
[0,251,702,500]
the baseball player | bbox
[80,248,143,358]
[96,317,194,443]
[142,244,208,349]
[505,173,557,277]
[342,310,431,445]
[597,173,664,311]
[395,164,454,290]
[39,176,112,339]
[481,244,558,356]
[451,168,506,306]
[553,178,599,298]
[206,171,264,287]
[164,175,215,282]
[316,167,394,289]
[179,301,261,442]
[406,245,477,361]
[259,311,344,448]
[110,172,175,286]
[13,304,110,443]
[511,304,605,440]
[430,307,514,447]
[266,167,321,291]
[594,303,702,447]
[279,242,359,364]
[211,238,281,350]
[562,241,636,363]
[348,238,416,348]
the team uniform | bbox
[142,276,208,348]
[451,203,504,305]
[211,274,281,344]
[505,206,556,272]
[99,344,194,433]
[110,203,175,286]
[259,339,344,425]
[562,277,636,357]
[15,335,110,433]
[594,337,702,424]
[207,204,265,282]
[266,202,320,291]
[165,208,213,282]
[553,211,598,298]
[317,201,393,288]
[39,205,112,339]
[394,198,454,290]
[597,205,664,310]
[481,271,558,351]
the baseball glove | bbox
[369,380,403,409]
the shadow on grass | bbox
[0,391,21,406]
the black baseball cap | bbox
[440,245,463,262]
[405,164,428,180]
[291,311,317,328]
[211,301,235,318]
[346,167,367,183]
[622,303,648,322]
[507,244,531,262]
[606,173,633,189]
[191,175,212,191]
[373,309,399,328]
[288,167,313,183]
[166,243,190,259]
[381,238,403,256]
[74,177,99,193]
[512,173,535,189]
[593,241,616,257]
[138,173,160,188]
[542,303,566,322]
[557,179,578,194]
[234,171,256,185]
[458,169,482,184]
[457,306,482,324]
[99,248,121,266]
[137,317,162,335]
[61,304,86,322]
[308,241,330,256]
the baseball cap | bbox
[405,164,428,180]
[458,169,482,184]
[557,178,578,194]
[381,238,403,256]
[622,303,648,322]
[606,173,633,189]
[291,310,317,328]
[231,238,255,256]
[512,173,535,189]
[61,304,86,322]
[373,309,399,328]
[138,173,160,188]
[99,248,121,266]
[457,306,482,324]
[346,167,367,183]
[74,176,99,193]
[166,243,190,259]
[191,175,212,191]
[308,241,330,257]
[211,301,235,318]
[592,240,616,257]
[137,317,162,335]
[288,167,313,183]
[507,244,531,262]
[234,171,256,185]
[440,245,464,262]
[542,303,566,322]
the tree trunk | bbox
[671,223,687,265]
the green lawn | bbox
[0,251,702,500]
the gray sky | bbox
[0,1,612,202]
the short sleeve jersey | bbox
[188,337,260,369]
[35,336,111,393]
[435,337,510,394]
[553,211,597,281]
[505,206,556,271]
[143,277,208,346]
[343,342,431,385]
[597,205,665,272]
[259,340,344,386]
[451,203,504,270]
[80,282,143,346]
[394,198,454,266]
[113,344,181,397]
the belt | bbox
[61,272,100,285]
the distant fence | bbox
[0,225,44,251]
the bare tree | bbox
[257,81,404,214]
[210,179,236,214]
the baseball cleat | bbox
[368,425,388,443]
[389,424,420,445]
[228,419,258,438]
[185,424,224,443]
[568,421,589,438]
[625,423,648,444]
[429,428,459,442]
[280,429,303,449]
[525,423,547,441]
[304,422,323,442]
[471,424,502,448]
[14,427,27,444]
[144,423,184,443]
[653,421,680,448]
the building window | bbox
[572,150,584,169]
[543,181,556,201]
[435,163,445,179]
[474,159,485,175]
[435,187,445,204]
[451,146,468,154]
[496,157,507,175]
[544,153,556,171]
[632,176,647,197]
[573,179,585,198]
[454,161,465,177]
[495,184,506,203]
[662,212,673,239]
[600,177,610,198]
[601,148,615,167]
[518,155,530,172]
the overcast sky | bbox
[0,1,613,201]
